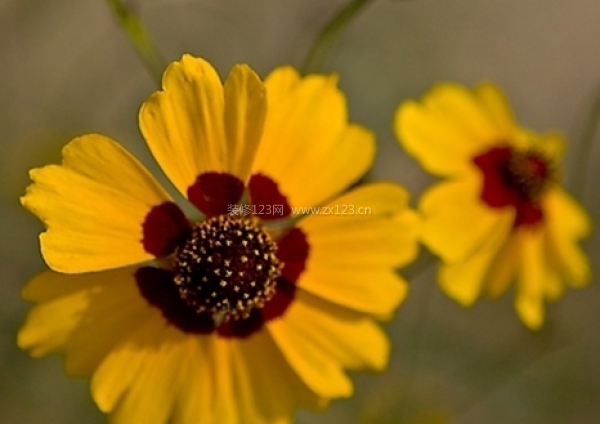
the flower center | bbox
[173,215,281,321]
[473,145,554,227]
[501,151,551,201]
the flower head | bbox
[394,82,590,329]
[19,55,419,423]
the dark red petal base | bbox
[277,227,310,282]
[142,202,192,257]
[136,266,215,334]
[138,192,310,338]
[249,173,292,220]
[473,146,543,227]
[136,267,297,339]
[188,172,245,218]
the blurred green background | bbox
[1,0,599,423]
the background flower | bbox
[394,82,590,329]
[2,1,600,423]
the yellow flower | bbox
[19,55,419,423]
[394,82,590,330]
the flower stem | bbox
[301,0,376,74]
[105,0,165,86]
[572,83,600,198]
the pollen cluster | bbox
[174,215,281,321]
[503,150,553,201]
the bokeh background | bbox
[1,0,599,423]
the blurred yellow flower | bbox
[19,55,419,423]
[395,82,590,329]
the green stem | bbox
[302,0,376,74]
[572,83,600,198]
[106,0,165,86]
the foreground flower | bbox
[394,82,590,329]
[19,55,419,423]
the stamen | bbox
[473,145,555,227]
[502,150,552,201]
[173,215,281,321]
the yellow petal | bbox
[173,332,322,424]
[262,65,301,106]
[304,181,414,219]
[424,83,507,144]
[420,178,512,263]
[300,182,419,266]
[484,231,520,299]
[227,331,318,423]
[542,263,565,302]
[266,305,353,398]
[223,64,267,182]
[296,219,406,300]
[474,82,517,136]
[208,337,240,423]
[170,338,214,424]
[252,67,373,209]
[514,229,546,330]
[92,317,190,424]
[300,290,390,369]
[438,211,513,306]
[18,267,154,376]
[395,83,507,177]
[543,188,591,287]
[267,290,390,400]
[175,331,323,424]
[299,269,407,320]
[139,55,227,195]
[21,134,172,273]
[296,183,416,317]
[228,336,286,424]
[283,124,375,209]
[395,101,475,176]
[536,131,566,161]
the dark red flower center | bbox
[473,146,553,227]
[173,215,281,322]
[137,171,308,338]
[138,205,309,338]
